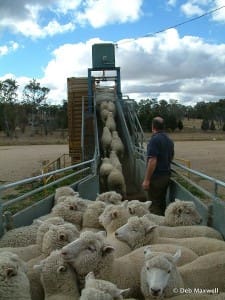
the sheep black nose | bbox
[115,231,118,236]
[61,250,67,256]
[151,288,161,296]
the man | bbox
[142,116,174,215]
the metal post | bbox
[0,190,5,237]
[88,68,93,113]
[81,97,85,161]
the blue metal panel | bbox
[78,175,99,200]
[13,195,54,228]
[212,198,225,239]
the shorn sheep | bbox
[61,231,198,298]
[0,251,31,300]
[34,249,79,300]
[141,246,225,299]
[147,199,202,226]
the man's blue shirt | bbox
[147,131,174,177]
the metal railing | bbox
[0,159,96,236]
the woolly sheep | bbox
[141,247,225,299]
[147,199,202,226]
[0,223,39,248]
[80,288,113,300]
[99,157,114,191]
[109,150,122,172]
[127,200,152,217]
[61,231,199,298]
[84,271,130,299]
[116,216,225,256]
[99,201,131,257]
[0,251,31,300]
[100,108,110,124]
[0,217,65,261]
[82,201,106,231]
[27,222,80,300]
[107,101,116,115]
[107,167,126,198]
[96,191,123,205]
[100,100,109,111]
[111,131,124,160]
[157,224,223,240]
[54,186,78,204]
[101,126,112,156]
[34,250,79,300]
[40,196,88,229]
[106,112,116,132]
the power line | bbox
[115,5,225,46]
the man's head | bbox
[152,117,165,132]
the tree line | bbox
[1,77,225,137]
[0,78,67,137]
[135,98,225,132]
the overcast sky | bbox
[0,0,225,106]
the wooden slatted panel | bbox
[67,77,88,163]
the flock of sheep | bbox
[97,88,126,197]
[1,89,225,299]
[0,186,225,300]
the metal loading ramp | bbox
[94,86,147,200]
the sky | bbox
[0,0,225,106]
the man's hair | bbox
[152,117,165,130]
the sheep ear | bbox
[33,264,42,272]
[33,219,44,225]
[173,248,182,263]
[57,265,67,273]
[102,244,115,256]
[86,272,95,281]
[111,210,118,219]
[145,225,158,235]
[122,200,129,208]
[145,201,152,209]
[144,246,152,257]
[128,207,135,215]
[118,288,130,296]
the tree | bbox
[201,119,209,131]
[0,79,19,137]
[177,119,183,131]
[166,114,177,132]
[22,79,50,135]
[210,120,216,131]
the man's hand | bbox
[142,179,150,190]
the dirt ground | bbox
[0,140,225,185]
[0,145,68,183]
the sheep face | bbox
[42,223,79,255]
[61,231,114,276]
[98,201,130,231]
[0,252,30,299]
[165,200,202,226]
[54,186,78,202]
[141,248,181,299]
[34,250,78,295]
[82,201,106,228]
[128,200,152,217]
[115,216,150,249]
